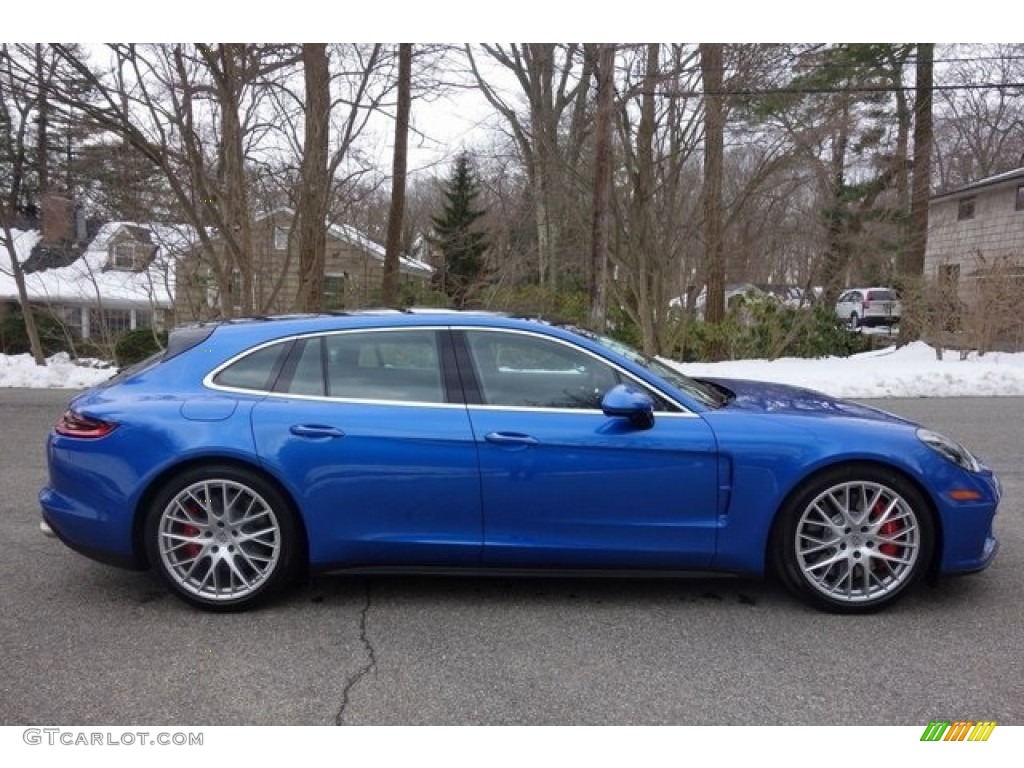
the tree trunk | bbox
[382,43,412,307]
[588,43,614,330]
[700,44,726,337]
[633,44,660,355]
[2,227,46,366]
[220,46,255,316]
[901,43,934,345]
[0,44,46,366]
[295,43,331,312]
[904,43,933,279]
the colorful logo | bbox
[920,721,996,742]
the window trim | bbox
[203,325,697,416]
[1016,184,1024,212]
[205,327,455,406]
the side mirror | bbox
[601,384,655,430]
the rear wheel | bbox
[144,465,300,611]
[772,465,934,613]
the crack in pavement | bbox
[335,581,377,725]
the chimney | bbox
[41,195,75,245]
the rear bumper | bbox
[860,315,900,327]
[40,488,146,571]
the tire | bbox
[771,464,935,614]
[144,464,301,611]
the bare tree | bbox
[46,44,299,317]
[587,43,614,329]
[933,44,1024,189]
[465,44,592,290]
[0,44,46,365]
[903,43,934,280]
[293,43,330,312]
[700,43,726,330]
[381,43,412,307]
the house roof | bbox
[931,166,1024,202]
[1,223,197,310]
[260,208,433,278]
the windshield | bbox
[564,326,728,409]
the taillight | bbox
[54,410,117,438]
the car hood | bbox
[697,377,916,425]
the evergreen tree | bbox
[429,153,488,308]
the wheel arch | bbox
[764,458,944,579]
[132,455,310,574]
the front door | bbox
[458,329,720,569]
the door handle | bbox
[289,424,346,439]
[484,432,538,447]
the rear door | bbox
[249,328,482,568]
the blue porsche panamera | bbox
[40,311,1000,613]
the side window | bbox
[465,330,620,410]
[278,337,325,397]
[324,330,445,403]
[212,341,290,391]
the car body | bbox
[836,287,902,328]
[40,311,1000,613]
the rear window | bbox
[867,290,896,301]
[212,341,291,391]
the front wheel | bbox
[771,465,935,613]
[144,465,301,611]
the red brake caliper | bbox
[181,501,203,559]
[872,499,901,558]
[182,524,200,559]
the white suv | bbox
[835,287,901,329]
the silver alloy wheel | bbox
[157,479,281,602]
[794,481,920,604]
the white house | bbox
[1,222,197,340]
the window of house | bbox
[89,309,132,337]
[110,243,136,270]
[274,226,289,250]
[57,307,84,339]
[229,269,243,310]
[324,274,346,310]
[957,197,976,221]
[134,310,152,329]
[1016,185,1024,212]
[939,263,961,285]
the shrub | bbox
[114,327,168,366]
[672,297,871,362]
[0,309,70,356]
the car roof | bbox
[184,309,580,345]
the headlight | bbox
[917,428,982,473]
